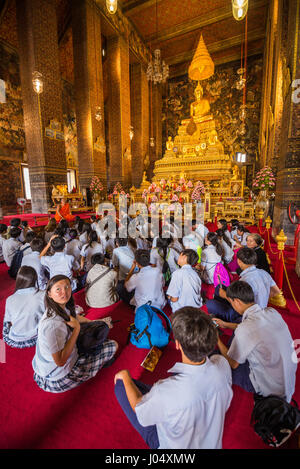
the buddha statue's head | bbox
[194,82,204,101]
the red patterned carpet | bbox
[0,244,299,449]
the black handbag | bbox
[77,320,109,354]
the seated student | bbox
[8,217,24,242]
[32,275,118,393]
[230,219,240,241]
[21,230,36,257]
[216,229,234,264]
[246,233,270,273]
[80,230,104,272]
[44,218,57,244]
[40,236,78,292]
[166,249,202,312]
[57,219,71,241]
[85,253,118,308]
[215,281,297,403]
[21,220,34,238]
[2,227,23,267]
[217,219,231,240]
[2,266,45,348]
[195,219,209,239]
[65,229,82,269]
[73,216,81,232]
[114,307,233,449]
[79,222,92,247]
[206,247,280,323]
[150,237,180,276]
[182,225,204,260]
[90,215,98,232]
[233,224,250,248]
[124,249,166,311]
[112,237,135,284]
[0,223,8,263]
[21,238,48,290]
[200,232,224,284]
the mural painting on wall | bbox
[0,42,25,152]
[162,55,263,166]
[62,80,78,167]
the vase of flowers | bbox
[191,181,206,202]
[90,176,104,209]
[252,167,276,219]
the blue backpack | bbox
[130,302,172,349]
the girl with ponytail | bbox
[32,275,118,393]
[80,230,104,272]
[200,232,224,284]
[216,228,234,264]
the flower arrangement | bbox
[107,182,129,200]
[191,181,206,201]
[90,176,104,195]
[252,166,276,191]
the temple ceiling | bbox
[0,0,269,78]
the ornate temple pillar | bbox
[272,0,300,245]
[16,0,67,213]
[130,63,149,187]
[149,83,162,178]
[107,35,131,190]
[72,0,106,198]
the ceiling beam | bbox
[122,0,163,15]
[165,28,265,67]
[145,0,268,44]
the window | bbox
[67,169,77,193]
[22,165,31,200]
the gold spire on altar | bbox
[188,34,214,82]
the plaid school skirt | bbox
[33,339,117,393]
[2,322,37,349]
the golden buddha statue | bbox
[190,82,211,120]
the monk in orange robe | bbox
[55,198,75,223]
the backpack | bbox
[251,394,300,447]
[213,262,230,288]
[130,302,172,349]
[8,246,30,279]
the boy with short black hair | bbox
[215,280,297,402]
[124,249,166,310]
[2,227,22,267]
[40,235,77,291]
[114,306,233,449]
[167,249,202,312]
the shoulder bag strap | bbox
[85,267,111,292]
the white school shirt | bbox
[150,247,180,274]
[21,251,48,290]
[239,265,276,308]
[201,245,222,284]
[80,242,104,272]
[4,288,45,343]
[65,239,82,263]
[40,252,77,291]
[182,231,204,253]
[79,231,89,247]
[2,237,23,267]
[166,264,202,312]
[230,228,241,242]
[228,304,297,402]
[221,239,234,264]
[112,245,135,281]
[32,310,79,380]
[195,223,209,239]
[135,355,233,449]
[125,265,166,310]
[21,242,32,257]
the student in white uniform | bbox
[80,230,104,272]
[32,275,118,393]
[230,219,240,242]
[112,237,136,281]
[215,281,297,402]
[217,219,231,241]
[8,218,25,242]
[0,223,8,263]
[2,266,45,348]
[40,236,78,292]
[85,253,119,308]
[21,237,48,290]
[114,307,233,449]
[167,249,202,313]
[2,227,23,267]
[150,237,180,275]
[21,230,36,257]
[216,229,234,264]
[79,222,92,247]
[200,232,223,284]
[233,224,250,248]
[90,215,98,232]
[65,229,82,269]
[125,249,166,311]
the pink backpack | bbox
[213,263,231,288]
